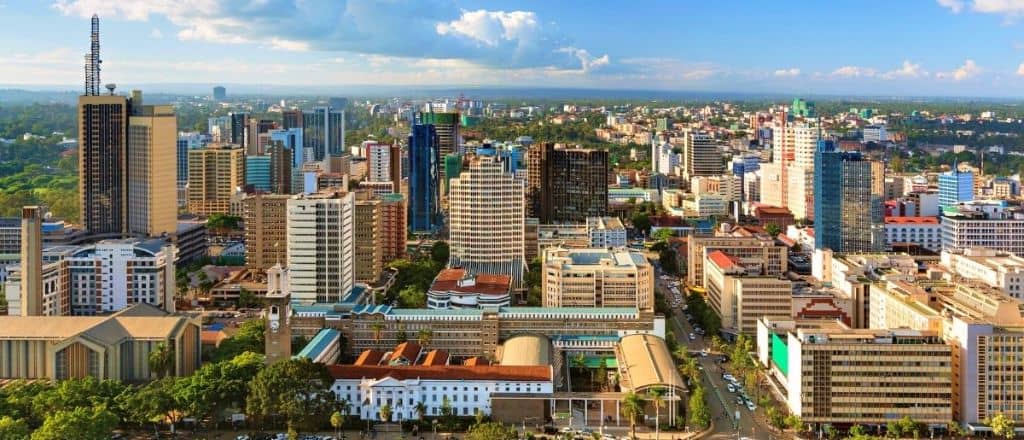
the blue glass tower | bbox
[814,140,884,252]
[408,120,440,233]
[938,163,974,213]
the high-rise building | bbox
[419,112,460,180]
[378,193,407,264]
[270,128,304,192]
[448,155,526,287]
[245,155,272,192]
[939,166,974,212]
[790,98,815,118]
[814,141,884,252]
[302,107,345,161]
[127,91,177,237]
[286,191,354,304]
[176,132,206,187]
[408,121,440,233]
[187,145,245,216]
[229,112,249,145]
[78,93,128,237]
[541,246,653,311]
[68,239,176,315]
[245,119,276,156]
[19,207,43,316]
[940,201,1024,255]
[242,194,289,270]
[212,86,226,101]
[681,129,722,180]
[527,143,608,223]
[704,250,792,334]
[443,153,463,196]
[268,142,293,194]
[366,141,393,183]
[282,109,303,130]
[353,193,384,283]
[208,116,231,142]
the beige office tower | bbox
[242,194,290,270]
[353,193,384,283]
[79,94,129,237]
[187,145,245,216]
[127,91,177,236]
[20,206,43,316]
[286,191,354,304]
[541,246,654,311]
[448,155,526,288]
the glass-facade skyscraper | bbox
[302,107,344,161]
[938,165,974,213]
[408,120,440,233]
[813,140,884,252]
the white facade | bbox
[586,216,627,248]
[785,165,814,221]
[941,205,1024,256]
[67,240,175,315]
[287,192,355,303]
[862,124,888,143]
[941,248,1024,300]
[366,142,391,183]
[885,219,942,252]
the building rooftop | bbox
[327,365,552,382]
[429,268,512,297]
[0,304,191,344]
[616,334,685,393]
[885,216,939,224]
[707,250,742,271]
[295,328,340,361]
[499,334,551,366]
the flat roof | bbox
[328,365,552,382]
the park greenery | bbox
[387,241,449,307]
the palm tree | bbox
[330,411,344,439]
[339,398,352,421]
[649,388,665,440]
[415,401,427,421]
[371,319,385,343]
[620,391,645,440]
[416,328,433,347]
[379,404,392,423]
[148,342,173,379]
[678,357,700,385]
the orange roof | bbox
[328,364,551,382]
[885,216,939,224]
[429,268,511,296]
[463,356,491,366]
[354,350,385,366]
[708,250,742,270]
[200,330,226,346]
[754,205,793,216]
[420,350,449,366]
[388,341,422,363]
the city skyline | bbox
[5,1,1024,97]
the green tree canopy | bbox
[687,386,711,430]
[465,421,518,440]
[31,406,119,440]
[246,357,334,433]
[0,416,30,440]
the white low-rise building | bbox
[941,247,1024,300]
[884,216,942,252]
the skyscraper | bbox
[353,193,384,283]
[187,145,245,216]
[127,90,178,237]
[939,165,974,212]
[527,143,608,223]
[19,206,42,317]
[245,119,276,156]
[449,155,526,287]
[366,141,393,183]
[245,155,272,192]
[419,112,459,181]
[268,142,293,194]
[408,121,440,233]
[282,109,303,130]
[302,107,345,162]
[242,193,290,270]
[229,112,249,145]
[286,191,354,304]
[212,86,226,101]
[814,141,884,252]
[681,129,722,180]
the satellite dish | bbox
[104,83,116,94]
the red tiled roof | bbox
[327,365,551,382]
[707,250,742,270]
[463,356,491,366]
[420,350,450,366]
[429,268,511,296]
[388,341,422,363]
[754,205,793,216]
[354,350,384,366]
[885,216,939,224]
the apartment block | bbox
[242,194,290,270]
[687,235,788,288]
[704,250,792,334]
[286,191,355,304]
[541,246,653,311]
[187,145,245,216]
[353,194,385,283]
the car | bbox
[560,427,573,434]
[735,396,744,405]
[688,333,696,340]
[746,401,757,411]
[723,374,736,382]
[602,434,616,440]
[699,350,707,357]
[726,384,735,393]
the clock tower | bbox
[264,263,292,364]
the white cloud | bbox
[150,28,162,39]
[1016,63,1024,75]
[949,59,981,80]
[773,68,800,77]
[830,66,877,77]
[435,10,537,47]
[882,60,925,79]
[937,0,966,13]
[269,38,310,52]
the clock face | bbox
[270,320,280,332]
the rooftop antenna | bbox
[84,14,101,96]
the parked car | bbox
[746,401,757,411]
[726,384,735,393]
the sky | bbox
[3,0,1024,96]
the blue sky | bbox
[3,0,1024,96]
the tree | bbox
[892,416,922,438]
[371,319,385,343]
[849,424,870,439]
[784,414,805,433]
[31,406,119,440]
[631,213,651,235]
[339,398,352,421]
[653,228,673,242]
[596,358,609,390]
[330,411,344,439]
[398,285,426,308]
[430,241,450,265]
[465,421,517,440]
[764,223,781,237]
[687,386,711,430]
[246,358,334,433]
[946,421,966,438]
[0,416,29,440]
[414,401,427,421]
[474,408,485,426]
[379,404,392,422]
[177,351,265,429]
[825,424,838,440]
[121,377,181,435]
[986,412,1016,440]
[149,342,173,379]
[648,388,665,435]
[765,405,785,430]
[620,391,645,440]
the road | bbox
[655,273,785,440]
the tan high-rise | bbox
[187,145,244,216]
[127,91,177,236]
[354,193,384,283]
[78,94,128,236]
[242,194,290,270]
[20,206,42,316]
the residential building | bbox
[4,245,75,317]
[681,129,722,180]
[408,121,440,233]
[785,165,814,221]
[541,246,653,311]
[941,247,1024,300]
[286,191,355,303]
[704,250,793,334]
[527,143,609,223]
[862,124,888,143]
[884,216,942,253]
[378,193,407,264]
[67,239,176,315]
[586,216,628,248]
[813,141,884,252]
[186,145,245,216]
[426,268,512,309]
[448,155,526,287]
[687,235,788,287]
[353,194,384,283]
[756,318,952,426]
[941,201,1024,255]
[242,194,290,270]
[366,141,394,183]
[939,167,974,212]
[0,303,200,380]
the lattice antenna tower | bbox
[84,14,101,96]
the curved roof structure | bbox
[616,334,685,394]
[499,334,551,366]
